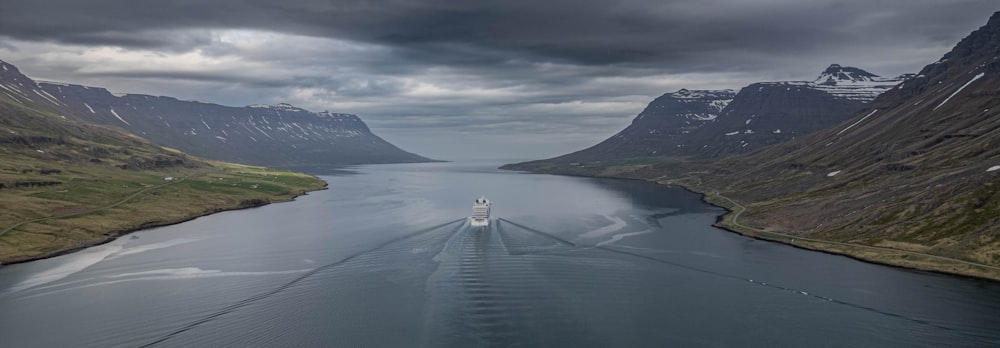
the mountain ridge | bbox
[0,69,327,263]
[504,64,907,168]
[0,59,434,169]
[532,11,1000,279]
[500,11,1000,279]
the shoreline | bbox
[669,183,1000,284]
[504,166,1000,283]
[0,183,329,266]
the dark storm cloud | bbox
[1,0,997,159]
[81,69,293,87]
[2,0,996,71]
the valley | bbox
[505,12,1000,281]
[0,60,332,263]
[2,3,999,347]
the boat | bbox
[471,196,491,227]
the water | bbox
[1,162,999,347]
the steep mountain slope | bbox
[695,77,871,157]
[506,65,906,169]
[698,12,1000,267]
[700,64,912,157]
[0,85,198,173]
[552,89,736,161]
[0,62,326,263]
[0,60,433,169]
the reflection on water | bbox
[0,162,999,347]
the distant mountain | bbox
[550,89,736,161]
[698,11,1000,266]
[809,64,914,101]
[692,65,906,158]
[506,65,908,168]
[0,60,434,169]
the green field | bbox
[0,159,326,263]
[0,90,326,263]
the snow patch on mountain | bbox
[709,99,731,112]
[109,108,130,125]
[789,64,910,102]
[934,72,985,110]
[247,103,305,112]
[683,113,719,121]
[33,89,64,106]
[836,109,879,136]
[670,88,735,99]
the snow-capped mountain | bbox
[690,65,910,157]
[0,60,433,168]
[705,11,1000,268]
[809,64,912,101]
[511,65,905,166]
[544,88,735,162]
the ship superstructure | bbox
[471,196,491,227]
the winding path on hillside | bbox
[0,177,185,238]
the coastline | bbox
[504,166,1000,283]
[670,182,1000,283]
[0,182,329,266]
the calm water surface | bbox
[1,162,999,347]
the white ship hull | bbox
[471,218,489,227]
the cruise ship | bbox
[471,196,491,227]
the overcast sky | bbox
[0,1,996,161]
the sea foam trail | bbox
[18,268,311,300]
[596,228,652,246]
[496,218,575,247]
[106,238,203,260]
[6,244,123,294]
[138,218,466,348]
[5,237,205,295]
[502,219,994,342]
[579,214,627,238]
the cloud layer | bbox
[1,0,996,160]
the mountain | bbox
[507,65,907,168]
[809,64,915,101]
[691,64,911,158]
[691,12,1000,270]
[0,63,197,172]
[550,89,736,162]
[0,66,326,262]
[0,60,433,169]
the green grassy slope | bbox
[0,88,326,263]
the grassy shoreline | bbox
[504,164,1000,282]
[0,162,327,265]
[669,180,1000,283]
